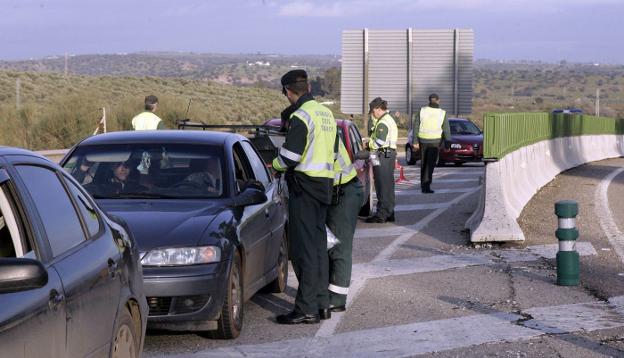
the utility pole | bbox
[595,88,600,117]
[15,78,21,111]
[64,52,68,78]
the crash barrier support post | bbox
[555,200,579,286]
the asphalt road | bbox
[144,158,624,358]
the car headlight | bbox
[450,143,462,149]
[141,246,221,266]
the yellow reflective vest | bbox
[132,112,162,130]
[369,112,398,150]
[272,100,336,179]
[418,107,446,140]
[334,138,357,185]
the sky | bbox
[1,0,622,64]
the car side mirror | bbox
[235,183,268,207]
[0,258,48,294]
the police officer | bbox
[412,93,452,193]
[327,137,364,312]
[272,70,337,324]
[131,95,164,130]
[366,97,398,223]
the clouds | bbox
[274,0,622,17]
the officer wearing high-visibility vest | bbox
[326,137,364,312]
[272,70,337,324]
[131,95,164,130]
[365,97,398,223]
[412,93,452,193]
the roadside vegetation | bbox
[0,54,622,150]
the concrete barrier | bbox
[467,135,624,242]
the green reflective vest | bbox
[334,138,357,185]
[274,101,336,179]
[369,113,398,150]
[132,112,162,130]
[418,107,446,140]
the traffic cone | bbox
[395,159,407,183]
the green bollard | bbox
[555,200,579,286]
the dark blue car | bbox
[61,130,288,339]
[0,147,147,357]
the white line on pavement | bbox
[316,188,480,337]
[394,202,451,211]
[153,296,624,358]
[596,166,624,264]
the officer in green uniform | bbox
[131,95,164,130]
[411,93,452,193]
[326,137,364,312]
[366,97,398,223]
[272,70,337,324]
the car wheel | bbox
[264,230,289,293]
[212,251,243,339]
[454,162,464,167]
[437,157,445,167]
[405,145,416,165]
[110,308,139,358]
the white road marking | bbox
[394,202,451,211]
[152,296,624,358]
[596,166,624,264]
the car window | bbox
[450,120,481,135]
[233,143,255,193]
[16,165,86,258]
[241,141,271,189]
[349,124,363,155]
[63,143,225,199]
[64,176,101,238]
[0,185,26,258]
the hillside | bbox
[0,70,294,150]
[0,52,340,89]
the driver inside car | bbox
[182,158,220,193]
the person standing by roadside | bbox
[272,70,337,324]
[326,136,364,312]
[412,94,452,193]
[132,95,164,130]
[365,97,398,223]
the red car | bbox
[405,117,483,166]
[264,118,373,215]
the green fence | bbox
[483,113,624,160]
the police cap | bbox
[281,69,308,86]
[428,93,439,101]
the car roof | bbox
[449,118,472,122]
[0,146,50,159]
[75,130,245,146]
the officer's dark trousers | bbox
[288,188,329,315]
[327,179,364,306]
[372,149,396,219]
[419,140,441,189]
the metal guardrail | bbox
[483,113,624,160]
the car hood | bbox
[97,199,226,251]
[450,134,483,144]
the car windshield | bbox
[63,143,226,199]
[450,120,481,135]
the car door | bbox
[0,166,66,358]
[232,142,272,296]
[12,161,122,357]
[240,141,283,277]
